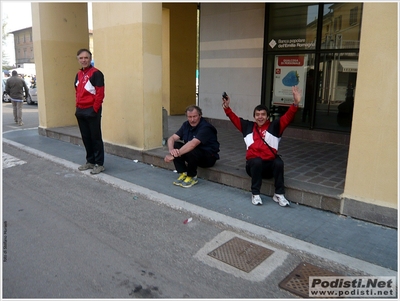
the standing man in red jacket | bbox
[222,86,301,206]
[74,48,105,175]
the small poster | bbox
[272,55,307,107]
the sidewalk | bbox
[3,127,397,274]
[37,116,396,228]
[42,116,348,211]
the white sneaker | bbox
[273,194,290,207]
[251,195,263,205]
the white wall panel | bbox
[198,3,265,120]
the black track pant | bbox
[76,107,104,166]
[245,156,284,195]
[173,141,217,177]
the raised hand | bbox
[292,86,302,105]
[222,94,230,109]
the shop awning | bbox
[339,61,358,73]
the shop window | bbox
[314,52,357,131]
[263,3,362,133]
[267,3,319,51]
[324,3,362,50]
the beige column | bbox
[162,8,171,114]
[32,3,89,128]
[162,3,198,115]
[92,2,163,150]
[344,3,398,208]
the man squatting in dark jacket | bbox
[74,48,105,175]
[222,86,301,207]
[164,105,220,188]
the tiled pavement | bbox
[42,115,349,197]
[39,115,350,208]
[165,115,348,197]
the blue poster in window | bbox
[273,55,307,107]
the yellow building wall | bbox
[344,3,398,208]
[32,2,89,128]
[162,8,171,114]
[92,2,163,150]
[162,3,198,115]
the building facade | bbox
[31,2,397,227]
[10,27,34,67]
[199,3,362,134]
[198,3,397,228]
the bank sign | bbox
[272,55,307,108]
[269,38,315,50]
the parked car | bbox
[2,77,37,104]
[26,82,38,105]
[2,79,11,103]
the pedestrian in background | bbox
[222,87,301,206]
[74,48,105,175]
[164,105,220,188]
[5,70,29,126]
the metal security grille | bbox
[207,237,274,273]
[279,262,341,298]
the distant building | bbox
[9,27,93,68]
[9,27,34,67]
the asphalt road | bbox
[2,102,39,132]
[2,143,293,298]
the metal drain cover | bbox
[207,237,274,273]
[279,262,341,298]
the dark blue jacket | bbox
[175,117,220,159]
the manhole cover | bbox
[207,237,274,273]
[279,262,341,298]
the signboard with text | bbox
[272,55,307,107]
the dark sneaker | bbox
[181,176,198,188]
[78,162,95,171]
[90,164,105,174]
[173,173,187,186]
